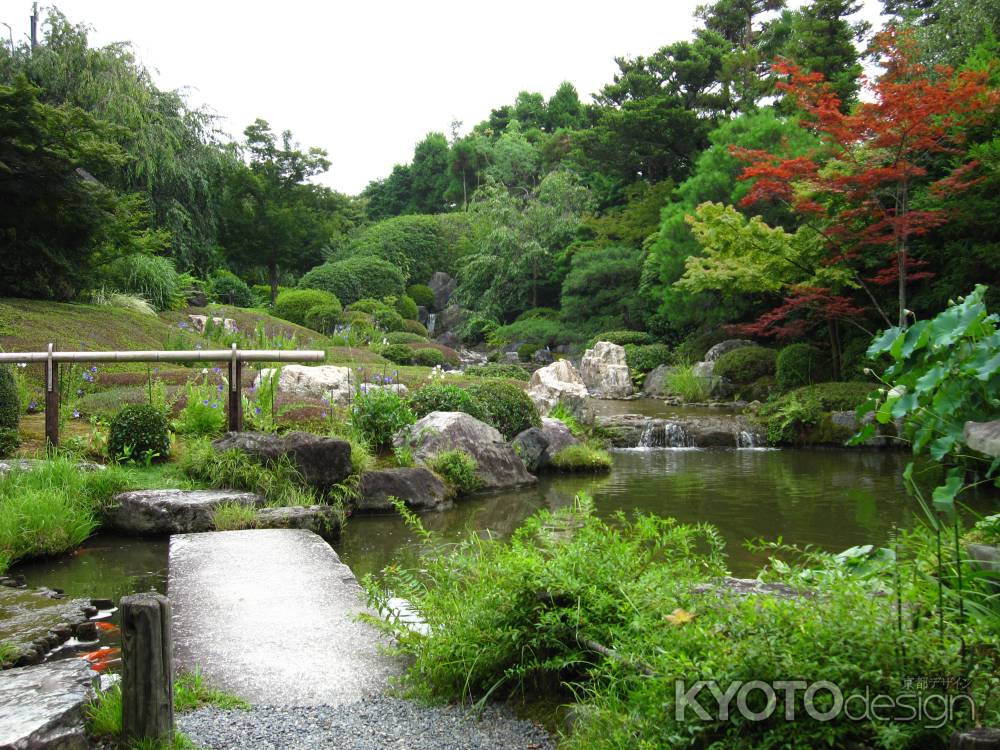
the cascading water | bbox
[638,420,692,448]
[427,313,437,337]
[736,430,757,448]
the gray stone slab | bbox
[106,489,263,535]
[169,529,402,706]
[0,659,97,750]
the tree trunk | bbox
[268,261,279,305]
[827,318,842,380]
[897,179,909,328]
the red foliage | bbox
[733,287,865,340]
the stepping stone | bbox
[105,489,263,535]
[169,529,402,706]
[356,468,450,513]
[0,581,98,668]
[255,505,341,539]
[0,659,97,749]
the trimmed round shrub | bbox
[373,306,406,332]
[108,404,170,462]
[412,348,446,367]
[408,384,486,421]
[515,307,561,321]
[274,289,339,327]
[518,342,541,362]
[405,342,460,366]
[776,344,825,391]
[344,310,374,327]
[714,347,778,386]
[467,380,541,439]
[105,253,180,311]
[387,332,428,345]
[380,344,414,365]
[588,330,654,347]
[395,294,419,321]
[348,298,383,314]
[298,256,405,306]
[402,319,428,337]
[407,284,435,308]
[624,343,673,374]
[209,270,255,308]
[303,301,344,334]
[464,363,531,381]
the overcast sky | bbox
[3,1,885,195]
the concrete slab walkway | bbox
[168,529,402,706]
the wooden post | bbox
[120,593,174,743]
[44,343,59,448]
[227,343,243,432]
[951,729,1000,749]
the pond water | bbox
[13,448,995,613]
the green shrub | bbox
[408,385,486,421]
[549,444,613,472]
[379,344,414,365]
[274,289,339,327]
[517,342,541,362]
[104,253,180,311]
[759,382,873,444]
[373,306,406,332]
[0,428,18,458]
[107,404,170,462]
[402,319,428,337]
[344,310,374,327]
[298,256,406,306]
[776,343,825,391]
[467,380,540,439]
[675,328,732,362]
[407,284,435,308]
[490,317,578,349]
[386,332,428,345]
[209,270,255,307]
[623,343,673,374]
[515,307,561,321]
[458,315,500,344]
[428,449,481,496]
[464,363,531,381]
[0,365,19,431]
[348,298,383,314]
[303,301,344,334]
[394,294,419,321]
[588,330,654,347]
[406,342,461,366]
[174,381,226,438]
[351,387,415,451]
[412,348,445,367]
[745,375,777,402]
[663,363,710,402]
[713,346,777,385]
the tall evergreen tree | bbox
[784,0,868,109]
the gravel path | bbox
[177,696,556,750]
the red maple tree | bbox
[736,28,998,329]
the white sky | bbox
[3,0,885,195]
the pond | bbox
[13,448,995,617]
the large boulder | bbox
[213,431,353,493]
[255,365,353,404]
[580,341,633,399]
[642,364,671,398]
[527,360,590,415]
[436,304,469,335]
[704,339,756,362]
[428,271,457,311]
[356,468,450,513]
[105,489,263,535]
[512,418,579,472]
[965,420,1000,458]
[0,660,98,750]
[394,412,536,491]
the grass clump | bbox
[549,444,612,472]
[548,402,583,436]
[663,362,710,402]
[212,501,258,531]
[178,438,320,508]
[351,387,415,452]
[0,457,133,573]
[428,449,481,496]
[759,381,873,444]
[369,497,996,749]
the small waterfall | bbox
[736,430,757,448]
[638,419,691,448]
[427,313,437,337]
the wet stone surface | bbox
[0,579,98,668]
[0,659,98,749]
[169,529,403,706]
[104,489,264,535]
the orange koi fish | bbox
[94,621,119,634]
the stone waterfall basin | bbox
[168,529,403,706]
